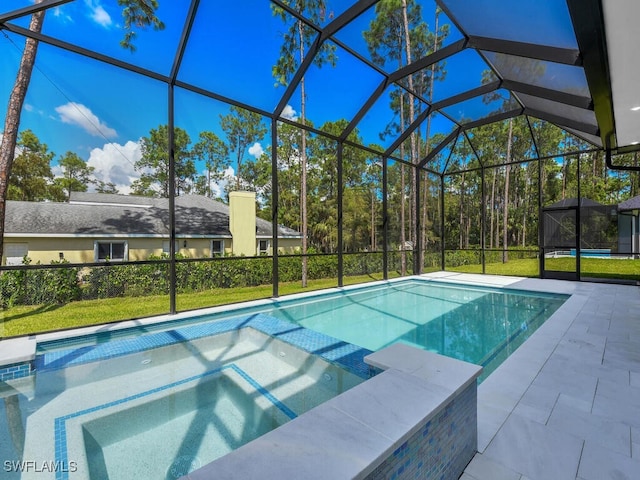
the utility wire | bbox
[1,29,137,170]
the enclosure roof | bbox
[0,0,634,173]
[546,198,605,209]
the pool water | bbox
[0,328,363,480]
[0,278,568,479]
[258,280,568,378]
[82,367,289,480]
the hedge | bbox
[1,253,393,307]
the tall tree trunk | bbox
[490,168,496,249]
[0,2,46,260]
[459,173,465,249]
[399,96,407,275]
[522,170,528,248]
[401,0,418,268]
[502,119,513,263]
[298,20,308,288]
[561,158,567,200]
[495,195,500,251]
[371,190,376,250]
[421,173,428,260]
[235,137,242,190]
[400,163,407,274]
[420,7,440,271]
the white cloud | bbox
[86,141,142,194]
[24,104,34,112]
[280,105,298,121]
[209,167,235,199]
[248,142,264,158]
[53,7,73,23]
[55,102,117,139]
[85,0,112,27]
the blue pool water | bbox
[257,280,568,379]
[569,248,611,257]
[0,278,568,479]
[0,326,364,480]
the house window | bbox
[95,241,127,262]
[5,243,28,266]
[162,240,179,254]
[258,239,270,255]
[211,239,224,257]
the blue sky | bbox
[0,0,579,194]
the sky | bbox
[0,0,581,195]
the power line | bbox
[1,29,137,170]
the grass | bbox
[3,259,638,338]
[0,273,389,338]
[448,258,539,276]
[448,256,640,280]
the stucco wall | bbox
[2,236,300,265]
[3,237,190,264]
[277,238,300,254]
[229,192,257,257]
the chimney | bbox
[229,191,257,256]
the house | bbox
[2,192,301,265]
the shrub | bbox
[0,259,80,307]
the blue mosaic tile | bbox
[0,360,33,381]
[229,364,296,420]
[54,363,297,480]
[35,313,373,379]
[366,383,477,480]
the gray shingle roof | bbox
[6,193,300,238]
[69,192,157,206]
[618,195,640,211]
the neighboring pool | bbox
[570,248,611,257]
[255,279,568,379]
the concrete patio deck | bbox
[422,272,640,480]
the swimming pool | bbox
[254,279,568,379]
[37,278,567,381]
[0,277,567,478]
[0,322,364,480]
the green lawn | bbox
[1,273,388,338]
[448,258,538,276]
[449,256,640,281]
[2,259,638,338]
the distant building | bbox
[543,196,640,257]
[2,192,301,265]
[618,195,640,256]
